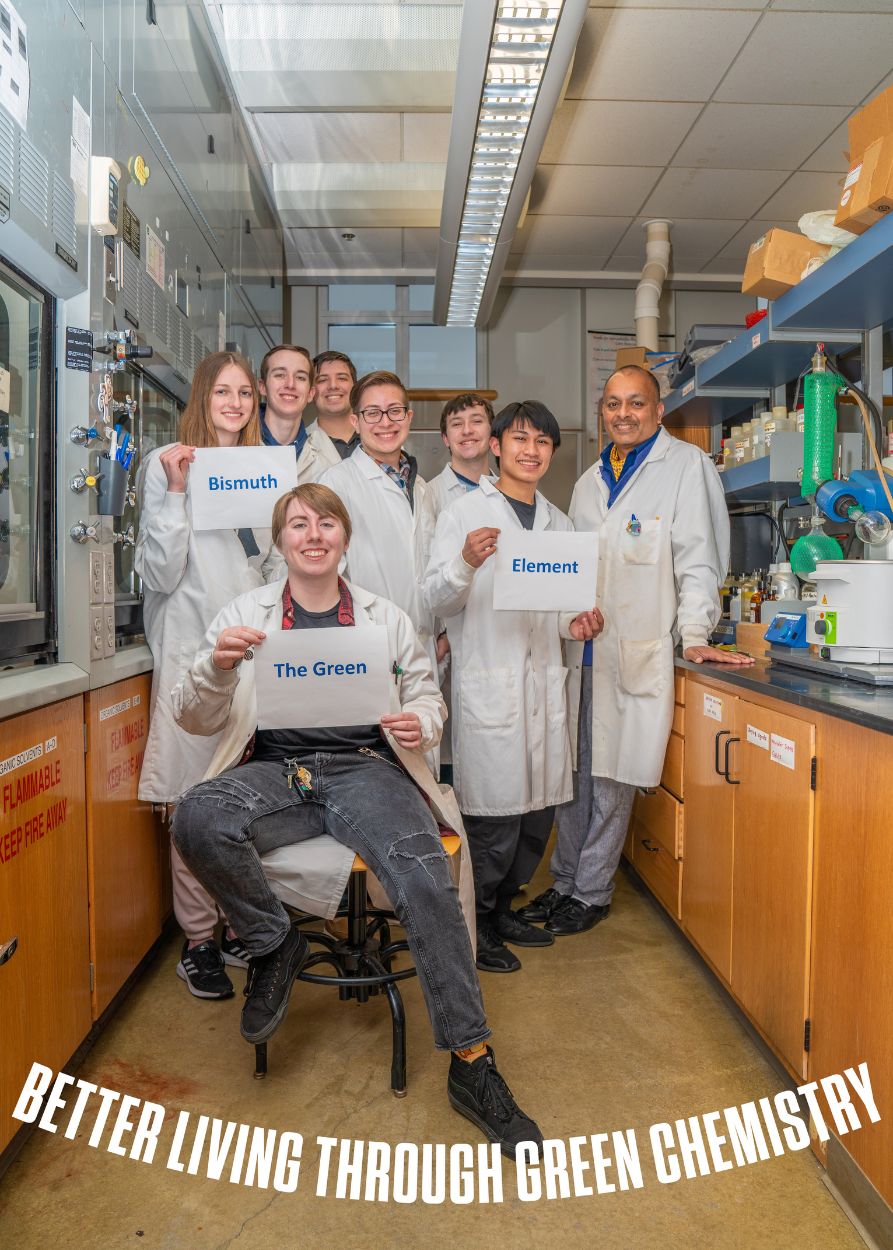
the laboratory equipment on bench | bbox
[764,612,808,650]
[806,560,893,663]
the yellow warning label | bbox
[821,595,828,604]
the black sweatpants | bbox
[462,807,556,923]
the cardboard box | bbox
[741,228,831,299]
[848,81,893,163]
[615,346,650,369]
[834,134,893,235]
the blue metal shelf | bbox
[696,309,860,391]
[720,459,803,503]
[772,212,893,333]
[662,381,764,427]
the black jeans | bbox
[462,807,556,922]
[172,752,489,1052]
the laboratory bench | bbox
[625,657,893,1237]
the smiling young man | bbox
[424,401,603,973]
[429,393,495,517]
[170,483,543,1158]
[258,344,342,483]
[308,350,361,464]
[320,370,438,673]
[521,365,752,938]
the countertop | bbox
[675,655,893,737]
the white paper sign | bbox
[492,531,598,612]
[770,733,796,770]
[703,693,722,722]
[190,446,297,530]
[254,627,392,730]
[747,724,769,750]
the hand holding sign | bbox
[569,607,604,641]
[380,712,423,750]
[462,527,500,569]
[159,443,196,494]
[212,627,267,671]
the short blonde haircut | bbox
[178,352,262,448]
[271,483,353,549]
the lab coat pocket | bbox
[617,638,665,698]
[460,668,519,731]
[620,519,662,566]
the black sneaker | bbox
[448,1047,543,1159]
[546,898,610,936]
[240,927,310,1044]
[475,925,521,973]
[516,887,566,923]
[221,931,250,969]
[492,910,554,948]
[176,940,234,1000]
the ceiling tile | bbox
[402,114,452,163]
[402,228,439,267]
[801,121,853,172]
[286,226,405,270]
[509,215,632,269]
[253,112,402,165]
[755,170,846,221]
[673,103,850,171]
[568,8,761,103]
[531,165,662,217]
[769,0,893,11]
[641,168,788,219]
[587,0,765,6]
[716,12,893,105]
[541,100,702,167]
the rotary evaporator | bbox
[770,345,893,679]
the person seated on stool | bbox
[170,483,542,1158]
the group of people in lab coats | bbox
[135,341,752,1158]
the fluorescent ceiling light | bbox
[433,0,588,326]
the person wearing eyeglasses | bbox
[319,370,439,677]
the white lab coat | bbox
[320,448,438,670]
[428,464,475,516]
[134,445,266,803]
[423,476,575,817]
[300,421,347,479]
[566,428,729,787]
[169,578,476,946]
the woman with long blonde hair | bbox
[135,350,266,1001]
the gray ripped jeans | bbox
[172,751,489,1052]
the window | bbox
[321,285,479,388]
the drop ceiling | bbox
[203,0,893,289]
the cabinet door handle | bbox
[0,936,18,967]
[722,736,740,785]
[714,729,731,775]
[640,838,661,854]
[638,787,658,796]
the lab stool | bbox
[253,831,461,1096]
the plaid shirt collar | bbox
[378,451,412,494]
[282,577,355,629]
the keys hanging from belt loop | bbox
[284,757,313,793]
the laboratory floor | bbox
[0,858,867,1250]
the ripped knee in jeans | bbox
[386,829,450,884]
[172,775,266,850]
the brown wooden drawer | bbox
[622,817,635,864]
[672,701,685,736]
[674,672,685,706]
[632,829,682,920]
[633,784,683,859]
[660,731,684,801]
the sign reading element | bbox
[492,530,598,612]
[254,627,392,731]
[190,446,297,531]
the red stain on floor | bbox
[92,1059,201,1104]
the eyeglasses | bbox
[357,405,410,425]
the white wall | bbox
[487,286,584,424]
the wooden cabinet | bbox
[628,676,686,920]
[0,698,92,1154]
[681,680,737,981]
[809,717,893,1208]
[86,675,168,1018]
[731,700,814,1077]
